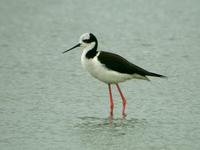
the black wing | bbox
[98,51,151,76]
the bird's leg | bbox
[116,84,127,117]
[108,84,114,117]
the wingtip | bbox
[148,72,167,78]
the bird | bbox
[63,33,166,118]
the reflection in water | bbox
[72,116,147,148]
[74,116,147,131]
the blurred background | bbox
[0,0,200,149]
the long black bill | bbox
[62,43,81,54]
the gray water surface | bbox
[0,0,200,149]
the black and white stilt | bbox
[63,33,166,117]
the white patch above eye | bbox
[80,33,90,43]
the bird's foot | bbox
[122,113,127,119]
[108,114,113,124]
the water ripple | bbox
[74,116,147,130]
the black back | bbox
[98,51,151,76]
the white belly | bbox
[81,52,134,84]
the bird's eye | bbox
[83,39,90,43]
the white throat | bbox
[81,42,96,54]
[81,42,98,69]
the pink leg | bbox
[108,84,114,117]
[116,84,127,117]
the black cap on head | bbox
[82,33,97,43]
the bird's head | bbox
[63,33,97,53]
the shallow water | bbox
[0,0,200,149]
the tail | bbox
[147,72,167,78]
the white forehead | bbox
[79,33,90,42]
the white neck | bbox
[82,42,96,54]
